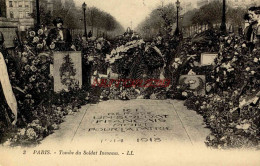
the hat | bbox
[53,17,64,26]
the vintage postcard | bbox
[0,0,260,165]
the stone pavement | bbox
[39,99,210,147]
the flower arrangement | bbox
[1,25,260,150]
[26,29,48,53]
[184,34,260,149]
[0,28,92,147]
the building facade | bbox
[0,0,19,48]
[5,0,34,31]
[39,0,54,15]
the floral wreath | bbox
[179,76,205,94]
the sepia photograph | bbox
[0,0,260,165]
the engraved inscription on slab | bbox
[88,109,171,133]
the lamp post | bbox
[82,2,87,37]
[36,0,40,28]
[174,0,180,36]
[220,0,226,33]
[90,9,94,33]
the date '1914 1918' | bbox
[100,138,162,143]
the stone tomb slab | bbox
[72,100,196,145]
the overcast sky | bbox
[75,0,188,30]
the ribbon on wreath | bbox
[187,54,197,61]
[0,52,18,125]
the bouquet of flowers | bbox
[26,29,48,53]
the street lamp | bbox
[174,0,180,36]
[220,0,226,33]
[82,2,87,37]
[36,0,40,28]
[90,8,94,33]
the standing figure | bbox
[244,7,260,50]
[46,17,73,51]
[0,31,4,46]
[88,30,93,38]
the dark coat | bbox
[46,28,72,51]
[0,31,4,45]
[245,21,257,41]
[245,21,258,51]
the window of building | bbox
[25,11,30,17]
[9,1,13,7]
[10,11,14,18]
[19,11,23,18]
[18,1,23,7]
[25,1,29,7]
